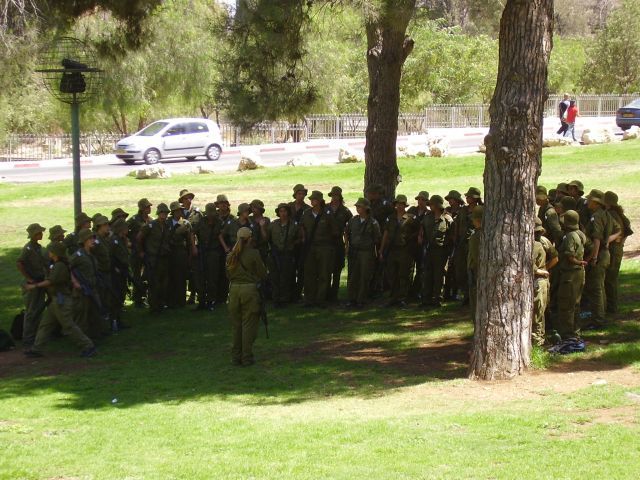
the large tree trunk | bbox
[363,1,416,198]
[469,0,554,380]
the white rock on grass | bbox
[130,166,172,179]
[478,142,486,153]
[622,125,639,141]
[543,136,575,147]
[338,149,364,163]
[581,128,615,145]
[287,154,321,167]
[191,165,216,175]
[428,136,450,157]
[237,155,262,172]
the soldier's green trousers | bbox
[385,247,411,302]
[228,283,261,364]
[584,250,610,324]
[329,244,346,302]
[605,243,623,314]
[422,247,447,304]
[72,291,108,339]
[454,242,469,299]
[22,286,46,347]
[168,249,189,308]
[130,253,146,305]
[33,295,93,352]
[148,255,170,312]
[198,249,221,305]
[269,251,296,304]
[554,268,585,338]
[347,249,376,305]
[533,277,550,346]
[304,245,335,306]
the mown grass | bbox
[0,141,639,479]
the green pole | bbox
[71,99,82,219]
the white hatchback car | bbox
[114,118,224,165]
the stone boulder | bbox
[338,149,364,163]
[237,155,262,172]
[428,136,450,157]
[191,165,216,175]
[543,136,575,147]
[287,154,320,167]
[130,166,172,179]
[622,125,639,141]
[478,142,486,153]
[581,128,614,145]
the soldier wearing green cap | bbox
[64,212,91,256]
[17,223,48,348]
[536,186,563,246]
[553,210,587,340]
[71,228,108,338]
[138,203,172,313]
[43,225,67,265]
[328,186,353,302]
[532,218,551,346]
[407,191,431,299]
[289,184,310,301]
[110,208,129,224]
[366,183,394,297]
[467,206,483,324]
[226,226,267,366]
[583,189,620,328]
[568,180,589,228]
[193,203,224,310]
[268,203,302,306]
[444,190,464,300]
[345,198,381,307]
[604,191,634,314]
[420,195,453,308]
[249,199,271,265]
[379,194,414,307]
[221,203,253,255]
[301,190,340,307]
[24,242,96,358]
[91,215,114,329]
[178,190,201,305]
[127,198,153,307]
[167,201,193,308]
[108,218,130,327]
[554,182,570,204]
[215,194,235,303]
[452,187,482,305]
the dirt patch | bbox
[582,405,639,426]
[0,349,93,379]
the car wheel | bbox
[143,148,161,165]
[206,144,222,161]
[122,159,136,165]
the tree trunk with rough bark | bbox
[363,1,416,198]
[469,0,554,380]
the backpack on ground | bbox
[11,310,24,341]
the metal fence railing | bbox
[1,95,636,162]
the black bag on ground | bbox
[11,310,24,341]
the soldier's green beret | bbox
[48,225,66,240]
[568,180,584,195]
[587,189,605,205]
[464,187,482,199]
[564,210,579,231]
[215,194,229,204]
[138,198,152,209]
[250,199,265,211]
[355,197,371,209]
[49,241,67,259]
[535,186,548,200]
[415,191,430,201]
[557,196,577,212]
[393,194,408,205]
[205,203,217,215]
[169,201,182,212]
[604,191,618,207]
[77,228,95,245]
[237,203,251,215]
[75,212,92,227]
[429,195,444,208]
[156,203,170,214]
[179,189,195,202]
[111,218,128,235]
[110,208,129,221]
[309,190,324,202]
[444,190,462,202]
[292,184,308,197]
[328,186,343,198]
[555,182,569,195]
[93,215,109,228]
[275,203,291,216]
[26,223,46,239]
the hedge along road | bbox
[0,117,618,183]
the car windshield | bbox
[626,99,640,108]
[136,122,169,136]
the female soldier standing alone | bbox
[226,227,267,366]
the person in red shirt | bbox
[565,100,580,141]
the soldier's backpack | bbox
[548,337,586,355]
[11,310,24,341]
[0,329,15,351]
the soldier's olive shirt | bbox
[585,208,619,257]
[539,235,558,262]
[346,215,381,251]
[329,204,353,241]
[194,217,224,251]
[268,219,300,252]
[452,205,474,245]
[140,220,172,257]
[538,203,563,245]
[109,236,129,273]
[301,208,340,247]
[127,213,152,252]
[370,199,394,226]
[222,218,252,249]
[422,213,453,249]
[288,202,310,224]
[18,241,48,281]
[249,215,271,251]
[46,260,73,296]
[70,248,98,289]
[558,230,586,271]
[92,234,111,273]
[533,241,546,271]
[169,218,192,251]
[383,214,414,249]
[227,248,267,284]
[467,229,481,271]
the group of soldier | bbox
[16,179,632,360]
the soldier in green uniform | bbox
[91,215,114,330]
[453,187,482,305]
[221,203,253,254]
[553,182,570,204]
[110,208,129,225]
[568,180,589,229]
[345,198,381,308]
[536,186,563,246]
[44,225,67,261]
[532,219,551,346]
[167,201,193,308]
[109,218,130,328]
[268,203,302,306]
[289,184,310,301]
[193,203,224,311]
[327,186,353,302]
[17,223,48,348]
[420,195,453,308]
[604,191,633,314]
[64,212,91,256]
[179,189,201,304]
[226,227,267,366]
[379,194,414,307]
[215,194,235,303]
[554,196,577,227]
[301,191,340,307]
[24,242,96,358]
[71,228,108,338]
[467,206,483,325]
[553,210,587,340]
[407,191,430,300]
[583,189,620,328]
[366,183,394,296]
[249,199,271,264]
[138,203,172,313]
[127,198,152,307]
[443,190,464,300]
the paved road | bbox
[0,117,620,183]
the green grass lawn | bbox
[1,142,639,479]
